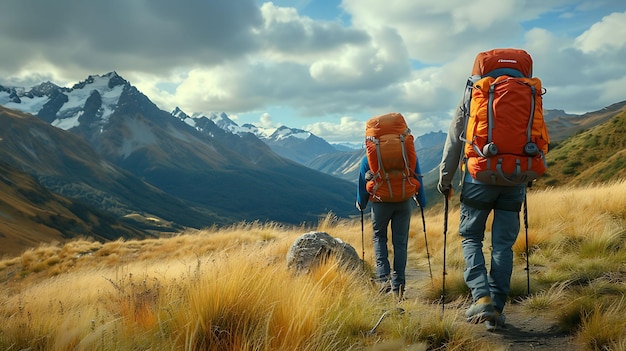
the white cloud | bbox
[304,116,365,142]
[309,26,409,88]
[259,113,278,129]
[1,1,625,142]
[340,0,563,63]
[402,111,451,136]
[575,11,626,53]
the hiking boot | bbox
[485,311,506,331]
[465,296,495,324]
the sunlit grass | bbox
[0,180,625,350]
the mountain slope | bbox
[544,101,626,143]
[0,160,151,257]
[1,73,355,224]
[0,105,220,229]
[537,106,626,188]
[305,149,365,182]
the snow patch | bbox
[0,91,49,115]
[119,118,157,159]
[52,110,83,130]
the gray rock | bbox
[286,231,362,272]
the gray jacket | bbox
[438,96,467,194]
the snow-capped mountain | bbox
[172,107,273,137]
[170,108,342,165]
[0,72,355,226]
[172,107,250,135]
[1,72,126,130]
[262,126,340,164]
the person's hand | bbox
[437,182,450,194]
[413,194,426,208]
[438,183,454,199]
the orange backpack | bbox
[462,48,550,185]
[365,112,420,202]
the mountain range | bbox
[0,73,356,253]
[1,72,624,256]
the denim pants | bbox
[371,200,412,291]
[459,182,525,313]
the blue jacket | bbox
[356,155,426,210]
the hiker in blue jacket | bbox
[356,155,426,299]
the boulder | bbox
[286,231,362,272]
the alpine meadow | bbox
[1,78,626,351]
[1,180,625,350]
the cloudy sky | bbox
[1,1,625,143]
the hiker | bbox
[356,112,427,300]
[438,48,548,331]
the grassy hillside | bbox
[545,100,626,143]
[537,107,626,188]
[0,161,152,257]
[1,181,625,350]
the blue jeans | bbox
[459,182,525,313]
[371,200,412,291]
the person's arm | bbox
[356,156,370,211]
[438,98,465,194]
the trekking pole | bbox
[442,193,449,314]
[413,197,433,285]
[420,206,433,285]
[360,209,365,271]
[523,186,530,295]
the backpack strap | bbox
[526,84,537,171]
[369,136,393,199]
[399,132,408,198]
[485,82,498,170]
[526,84,537,141]
[399,129,411,174]
[495,158,521,184]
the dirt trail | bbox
[464,303,577,350]
[401,260,580,351]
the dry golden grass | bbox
[0,180,625,350]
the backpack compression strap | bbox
[375,137,393,198]
[399,133,409,198]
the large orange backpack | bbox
[365,112,420,202]
[462,48,550,185]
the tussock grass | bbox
[1,180,625,350]
[512,181,626,348]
